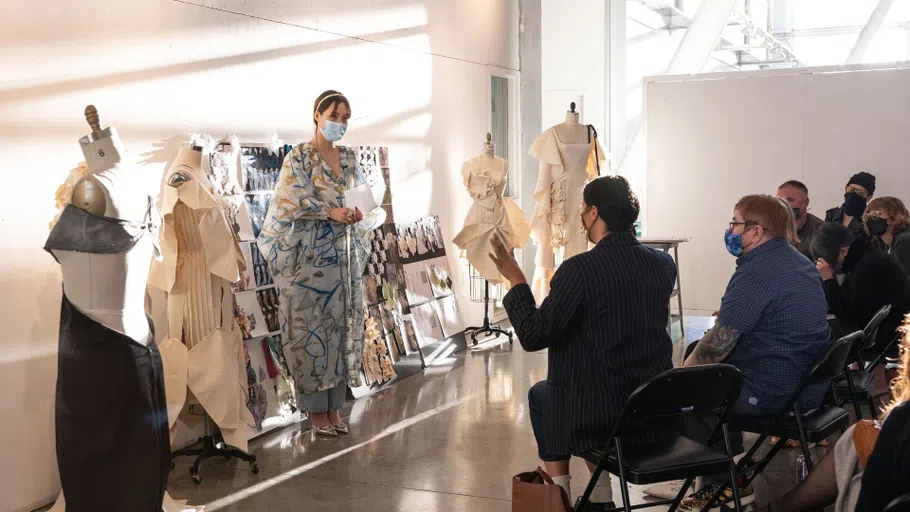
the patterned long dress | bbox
[257,142,385,394]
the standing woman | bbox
[864,196,910,276]
[258,90,385,436]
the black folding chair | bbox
[884,491,910,512]
[834,305,892,419]
[703,331,861,509]
[575,364,744,512]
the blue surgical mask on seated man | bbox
[321,120,348,142]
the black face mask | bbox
[792,207,802,220]
[842,192,868,217]
[866,218,889,237]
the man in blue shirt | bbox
[679,194,831,511]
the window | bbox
[491,75,514,197]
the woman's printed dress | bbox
[257,142,385,394]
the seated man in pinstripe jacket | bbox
[490,176,677,507]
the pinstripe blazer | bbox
[504,232,677,456]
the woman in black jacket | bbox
[864,196,910,276]
[811,222,910,354]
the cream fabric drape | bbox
[453,154,530,284]
[528,127,605,300]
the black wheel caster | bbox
[495,333,500,339]
[170,461,175,470]
[251,462,260,474]
[192,473,202,485]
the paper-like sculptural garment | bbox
[453,155,530,284]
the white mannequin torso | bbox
[52,130,153,345]
[553,111,589,144]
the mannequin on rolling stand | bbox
[44,106,169,511]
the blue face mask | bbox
[321,120,347,142]
[724,230,744,257]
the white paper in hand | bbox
[344,183,379,212]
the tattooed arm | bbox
[684,323,742,366]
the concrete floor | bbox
[158,316,837,510]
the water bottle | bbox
[796,454,809,483]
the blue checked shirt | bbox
[718,238,831,413]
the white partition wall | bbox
[644,64,910,313]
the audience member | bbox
[865,196,910,276]
[776,180,824,259]
[490,176,676,507]
[756,320,910,512]
[679,195,830,511]
[811,223,910,355]
[826,172,876,240]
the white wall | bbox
[540,0,606,132]
[645,65,910,312]
[0,0,518,510]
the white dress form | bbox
[453,138,530,283]
[49,109,198,512]
[529,110,605,300]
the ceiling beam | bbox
[846,0,897,64]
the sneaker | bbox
[645,480,689,499]
[678,483,755,511]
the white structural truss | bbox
[631,0,801,69]
[846,0,898,64]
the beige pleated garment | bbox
[452,154,530,284]
[149,161,253,453]
[528,127,605,301]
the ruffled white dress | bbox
[528,127,605,299]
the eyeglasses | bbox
[845,185,870,199]
[728,221,758,232]
[863,211,889,222]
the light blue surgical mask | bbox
[724,230,744,257]
[321,120,347,142]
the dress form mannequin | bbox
[528,103,604,301]
[453,134,530,283]
[45,106,170,511]
[54,106,153,345]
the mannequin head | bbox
[313,90,351,144]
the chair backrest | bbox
[613,364,743,438]
[808,331,863,384]
[862,304,893,351]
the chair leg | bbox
[844,371,864,420]
[614,440,633,512]
[793,404,814,471]
[722,425,744,512]
[868,396,878,418]
[576,455,608,512]
[668,477,695,512]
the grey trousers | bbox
[297,383,347,413]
